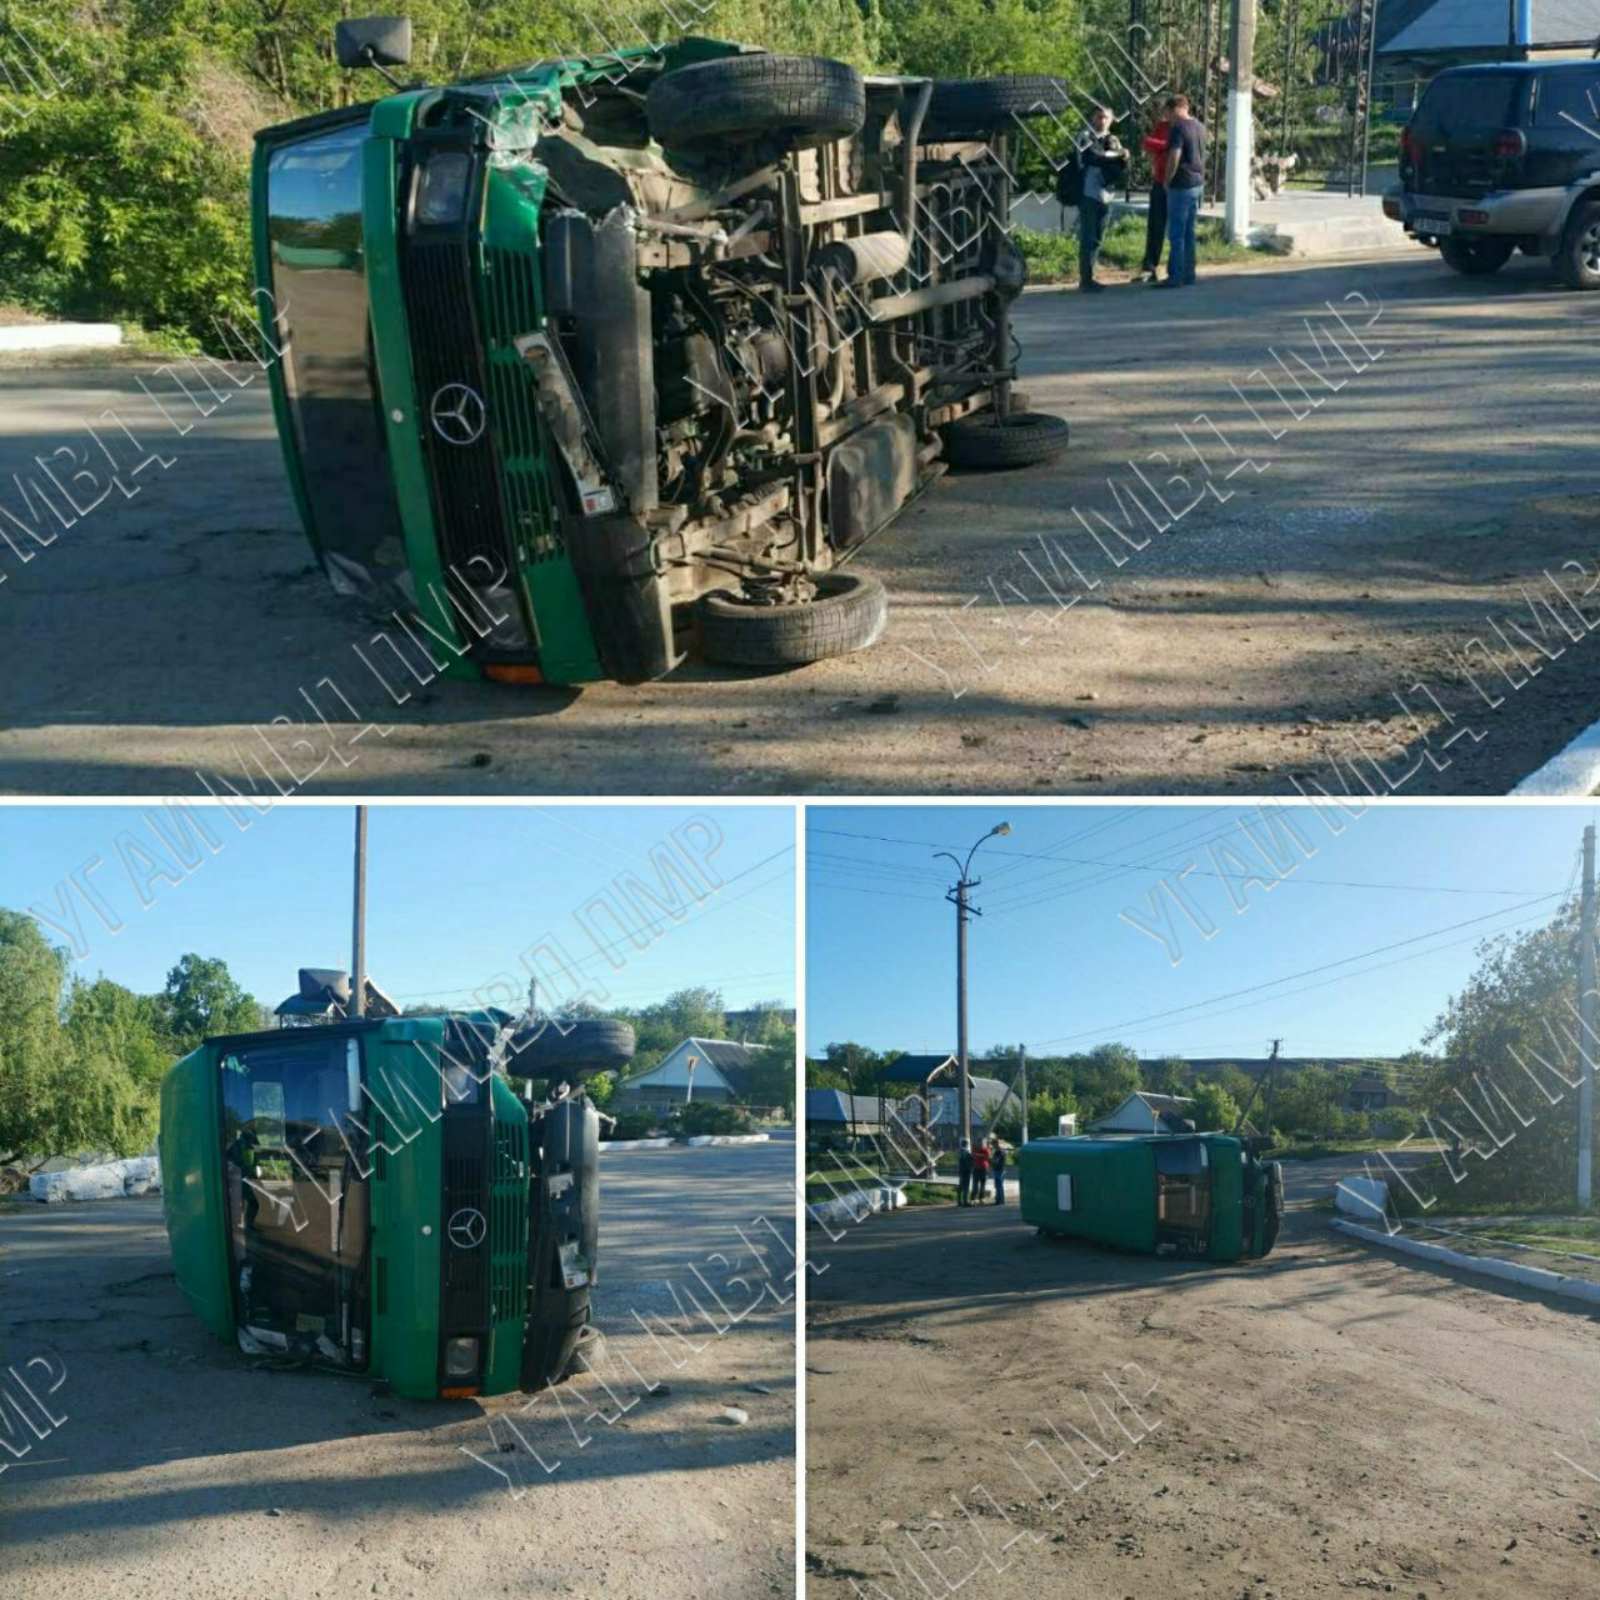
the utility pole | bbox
[1020,1044,1029,1146]
[1225,0,1257,241]
[1579,826,1595,1208]
[350,805,367,1019]
[1264,1036,1282,1140]
[937,823,1012,1150]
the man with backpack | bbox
[1057,105,1126,293]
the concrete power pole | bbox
[350,805,368,1019]
[1225,0,1257,242]
[1264,1036,1282,1140]
[1020,1044,1029,1146]
[955,879,972,1147]
[1579,825,1595,1208]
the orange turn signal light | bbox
[484,664,543,685]
[440,1385,481,1399]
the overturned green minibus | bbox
[1019,1134,1284,1262]
[158,1010,632,1398]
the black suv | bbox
[1386,60,1600,287]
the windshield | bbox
[220,1033,370,1366]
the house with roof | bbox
[871,1053,1018,1146]
[1380,1,1600,73]
[611,1037,776,1108]
[1086,1092,1198,1137]
[804,1089,888,1138]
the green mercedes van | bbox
[252,18,1069,686]
[158,1009,632,1398]
[1019,1134,1284,1263]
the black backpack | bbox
[1055,152,1084,206]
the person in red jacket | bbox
[1140,97,1178,283]
[972,1138,992,1201]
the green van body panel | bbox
[158,1045,235,1342]
[158,1014,578,1401]
[1019,1134,1275,1264]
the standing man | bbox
[991,1138,1008,1205]
[1139,98,1177,283]
[957,1138,973,1207]
[972,1138,991,1201]
[1162,93,1206,288]
[1077,105,1126,294]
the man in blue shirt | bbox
[1161,94,1206,288]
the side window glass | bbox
[1538,74,1600,130]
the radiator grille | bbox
[490,1116,530,1326]
[441,1127,488,1326]
[482,246,562,564]
[401,236,511,582]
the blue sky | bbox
[806,803,1597,1062]
[2,805,795,1014]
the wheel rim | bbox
[1581,223,1600,273]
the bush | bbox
[670,1101,755,1137]
[606,1109,663,1142]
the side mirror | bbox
[334,16,413,70]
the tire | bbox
[1556,200,1600,289]
[646,53,865,151]
[942,411,1070,470]
[1439,236,1514,277]
[511,1018,636,1075]
[923,76,1069,139]
[698,572,888,667]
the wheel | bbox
[923,76,1070,139]
[645,53,865,151]
[511,1018,636,1075]
[1439,236,1514,276]
[698,572,888,668]
[1556,200,1600,289]
[942,411,1070,470]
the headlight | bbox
[415,151,471,227]
[444,1336,480,1378]
[442,1061,483,1106]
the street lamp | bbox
[935,822,1012,1149]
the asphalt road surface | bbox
[4,249,1600,795]
[0,1140,795,1600]
[806,1151,1600,1600]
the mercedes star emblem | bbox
[429,382,487,446]
[446,1206,487,1250]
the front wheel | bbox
[698,572,888,668]
[942,411,1070,470]
[1556,200,1600,289]
[1439,236,1514,276]
[645,54,865,151]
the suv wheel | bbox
[698,572,888,668]
[922,76,1070,140]
[645,54,865,151]
[1557,200,1600,289]
[1439,236,1515,276]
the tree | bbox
[1072,1043,1142,1121]
[1142,1057,1190,1096]
[0,911,69,1162]
[1188,1080,1240,1134]
[157,953,263,1049]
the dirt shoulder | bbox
[806,1187,1600,1600]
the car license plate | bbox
[1414,212,1451,232]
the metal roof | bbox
[1383,0,1600,53]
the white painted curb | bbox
[806,1182,906,1229]
[598,1137,675,1152]
[1511,717,1600,797]
[0,323,122,352]
[1332,1218,1600,1307]
[684,1133,772,1147]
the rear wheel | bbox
[942,411,1070,470]
[698,572,888,667]
[645,53,865,151]
[1556,200,1600,289]
[923,76,1069,139]
[512,1017,635,1076]
[1439,235,1514,276]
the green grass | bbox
[1016,217,1266,285]
[1271,1138,1441,1162]
[803,1171,955,1208]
